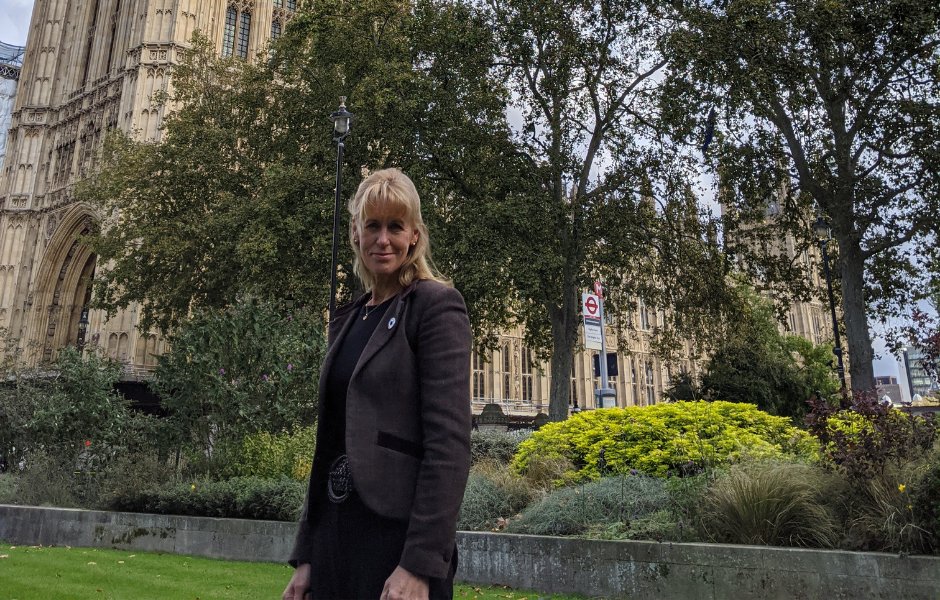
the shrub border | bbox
[1,504,937,599]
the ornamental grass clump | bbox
[458,461,534,531]
[512,401,816,481]
[701,461,841,548]
[505,474,668,536]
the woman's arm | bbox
[398,284,472,580]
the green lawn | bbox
[0,543,581,600]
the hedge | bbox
[512,401,818,480]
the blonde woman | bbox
[283,168,472,600]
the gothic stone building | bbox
[0,0,296,379]
[0,0,828,416]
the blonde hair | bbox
[348,168,451,290]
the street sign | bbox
[583,293,600,317]
[582,293,602,350]
[594,281,604,297]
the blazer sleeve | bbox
[398,284,472,579]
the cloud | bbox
[0,1,34,47]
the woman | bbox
[283,168,472,600]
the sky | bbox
[0,0,917,396]
[0,0,33,47]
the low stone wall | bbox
[2,504,938,599]
[0,504,295,562]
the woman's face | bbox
[357,201,419,287]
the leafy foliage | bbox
[911,447,940,553]
[805,390,939,480]
[0,347,159,474]
[78,34,283,332]
[845,461,936,554]
[512,401,817,481]
[899,286,940,382]
[109,476,305,521]
[470,429,532,465]
[78,1,742,425]
[219,427,315,481]
[150,298,324,466]
[668,284,840,419]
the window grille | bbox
[222,6,237,57]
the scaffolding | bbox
[0,42,26,81]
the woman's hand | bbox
[381,565,429,600]
[282,563,312,600]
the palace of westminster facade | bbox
[0,0,831,416]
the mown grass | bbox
[0,543,583,600]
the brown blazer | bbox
[289,279,472,579]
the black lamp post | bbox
[329,97,353,317]
[814,215,849,406]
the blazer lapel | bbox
[351,281,418,380]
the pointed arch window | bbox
[645,361,656,405]
[501,342,512,400]
[521,347,534,403]
[472,351,485,400]
[222,4,252,59]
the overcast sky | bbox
[0,1,33,47]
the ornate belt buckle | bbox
[327,454,352,503]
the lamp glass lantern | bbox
[813,215,830,242]
[331,98,353,141]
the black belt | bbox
[327,454,353,503]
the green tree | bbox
[663,0,940,393]
[80,0,738,424]
[78,34,280,333]
[668,285,840,419]
[0,347,157,470]
[150,298,325,465]
[79,2,514,334]
[468,0,735,420]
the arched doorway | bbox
[26,207,98,364]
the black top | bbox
[320,296,396,463]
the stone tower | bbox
[0,0,293,376]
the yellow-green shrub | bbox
[512,401,817,481]
[223,426,315,480]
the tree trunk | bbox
[839,239,875,393]
[548,284,580,421]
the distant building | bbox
[904,348,938,400]
[874,375,903,405]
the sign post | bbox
[583,282,617,409]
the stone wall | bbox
[1,504,938,599]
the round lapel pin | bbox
[387,317,396,330]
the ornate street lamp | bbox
[329,98,353,317]
[814,215,849,406]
